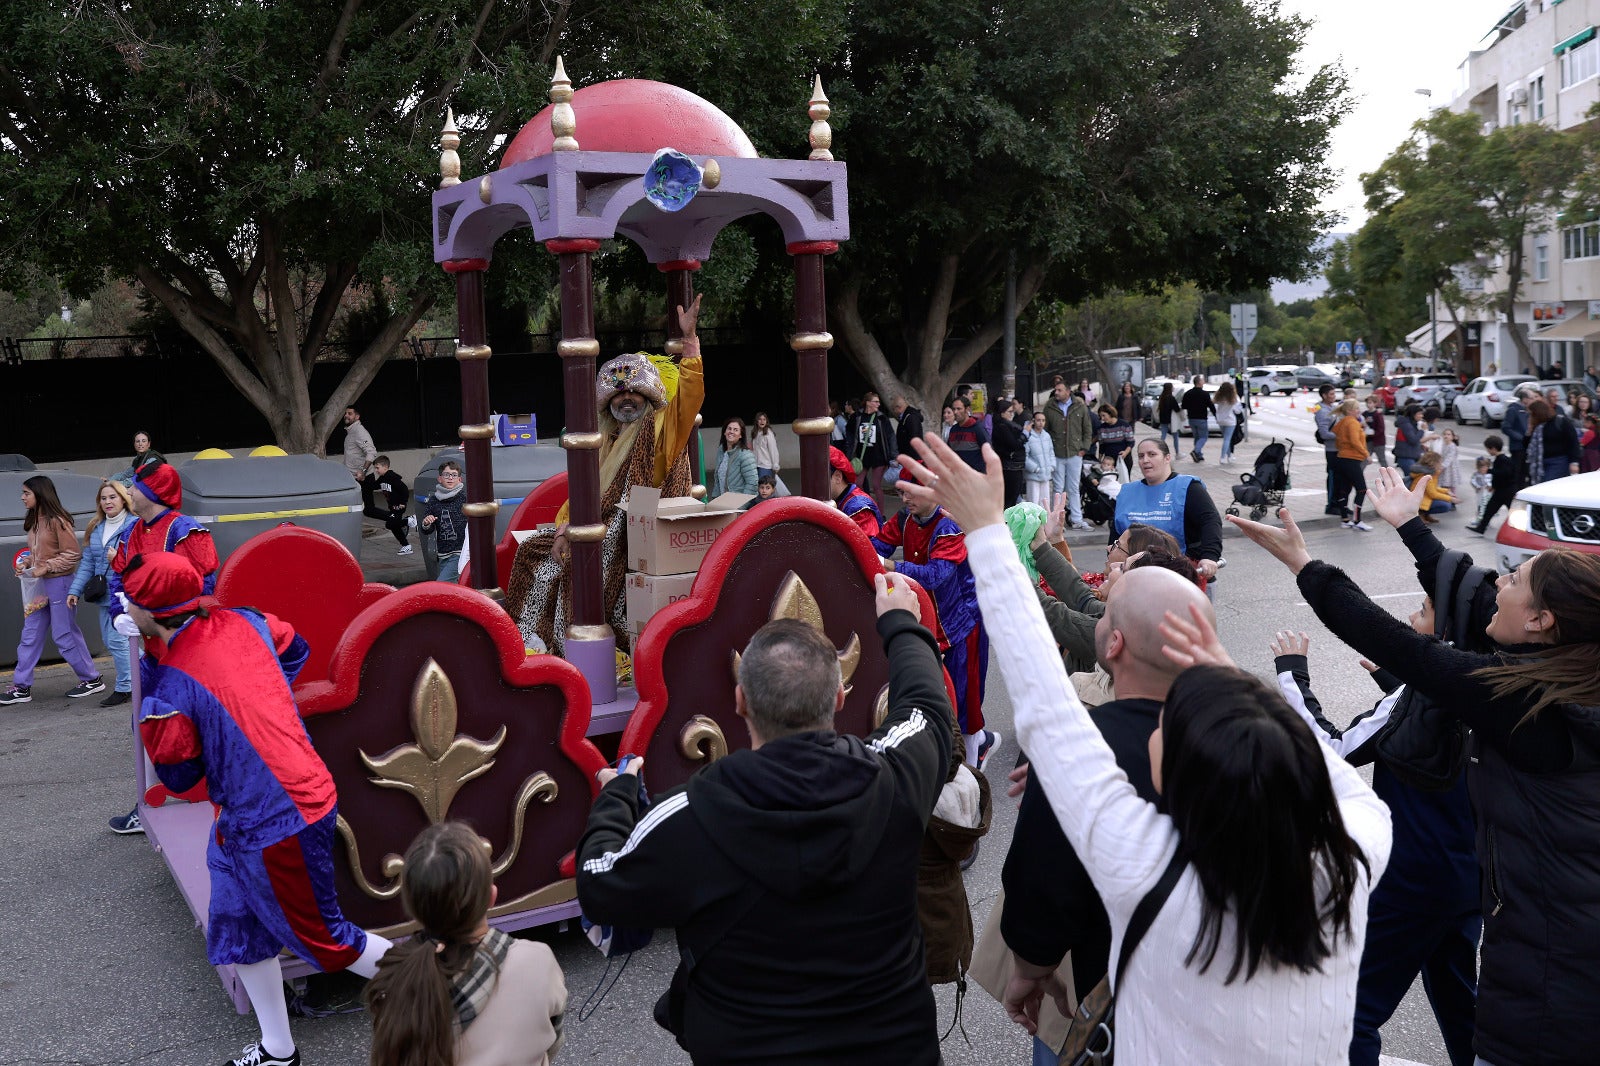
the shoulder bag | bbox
[1058,847,1186,1066]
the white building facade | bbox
[1445,0,1600,380]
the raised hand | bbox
[1159,601,1237,670]
[1226,507,1312,575]
[675,293,703,339]
[1367,466,1429,528]
[1268,630,1311,658]
[896,434,1006,534]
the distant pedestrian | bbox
[1,476,103,706]
[831,401,847,444]
[341,406,379,513]
[847,392,894,498]
[1156,382,1180,451]
[948,396,993,474]
[1115,382,1140,425]
[941,404,956,440]
[1181,377,1216,463]
[67,480,136,706]
[1581,414,1599,473]
[1392,404,1424,480]
[420,460,467,583]
[1332,400,1372,531]
[711,418,759,498]
[990,399,1027,505]
[1213,381,1242,466]
[1314,383,1342,515]
[1363,396,1389,468]
[749,412,781,479]
[1466,436,1515,535]
[1023,412,1053,507]
[366,456,413,555]
[1094,403,1135,479]
[892,395,927,461]
[116,430,164,482]
[1525,399,1581,484]
[1044,377,1095,530]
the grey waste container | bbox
[0,455,36,472]
[178,454,363,564]
[1,470,110,668]
[412,444,568,579]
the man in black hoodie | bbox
[576,573,953,1065]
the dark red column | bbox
[788,241,839,500]
[548,238,605,631]
[444,258,499,593]
[659,260,703,496]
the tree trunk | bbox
[1501,243,1533,370]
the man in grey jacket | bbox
[341,406,378,515]
[1313,384,1343,517]
[1042,378,1095,529]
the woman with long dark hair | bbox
[895,434,1388,1059]
[1525,398,1581,484]
[748,411,781,480]
[1232,467,1600,1066]
[2,476,103,705]
[710,417,758,497]
[366,822,566,1066]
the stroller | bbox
[1080,469,1118,526]
[1227,439,1293,522]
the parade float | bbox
[132,59,947,1011]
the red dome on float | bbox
[499,79,759,168]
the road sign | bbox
[1229,303,1257,349]
[1353,340,1367,356]
[1336,340,1353,356]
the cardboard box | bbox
[625,571,698,638]
[624,486,753,575]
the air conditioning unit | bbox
[1509,86,1529,106]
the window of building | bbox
[1535,242,1550,280]
[1534,75,1546,118]
[1560,34,1598,88]
[1562,222,1600,260]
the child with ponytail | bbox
[366,822,566,1066]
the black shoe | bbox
[100,690,132,707]
[0,685,32,706]
[225,1043,299,1066]
[109,808,144,835]
[960,839,981,873]
[65,678,106,699]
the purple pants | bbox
[14,574,99,687]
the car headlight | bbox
[1508,500,1530,532]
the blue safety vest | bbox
[1114,474,1194,555]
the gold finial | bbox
[807,74,833,162]
[439,106,461,189]
[551,55,578,151]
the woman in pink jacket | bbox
[2,476,103,705]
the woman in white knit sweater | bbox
[749,411,782,478]
[896,433,1392,1064]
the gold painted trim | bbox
[872,683,891,730]
[439,106,461,189]
[561,431,603,450]
[558,338,600,358]
[702,158,722,189]
[478,174,493,204]
[550,57,579,152]
[689,485,708,500]
[664,339,685,356]
[565,522,607,542]
[488,877,578,918]
[693,413,704,427]
[458,423,495,440]
[680,715,729,764]
[478,586,505,603]
[462,501,500,518]
[335,815,405,900]
[489,772,560,876]
[790,331,833,351]
[455,344,492,361]
[791,417,835,436]
[808,75,834,162]
[566,624,613,642]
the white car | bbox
[1395,373,1461,412]
[1495,471,1600,573]
[1244,367,1298,395]
[1452,375,1537,427]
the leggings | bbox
[1333,456,1368,515]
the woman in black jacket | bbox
[1230,467,1600,1066]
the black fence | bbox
[2,329,873,464]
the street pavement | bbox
[0,395,1494,1065]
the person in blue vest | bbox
[1111,439,1222,581]
[829,446,885,540]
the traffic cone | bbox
[1289,393,1296,408]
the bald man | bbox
[1000,566,1212,1063]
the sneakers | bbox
[0,685,31,706]
[1069,519,1094,531]
[396,545,414,556]
[1341,520,1354,530]
[65,678,106,699]
[1351,521,1373,531]
[976,729,1003,773]
[1466,524,1487,536]
[108,808,144,835]
[226,1042,300,1066]
[100,690,132,707]
[1190,451,1203,462]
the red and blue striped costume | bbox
[110,508,219,610]
[835,483,885,540]
[138,607,366,972]
[872,506,987,733]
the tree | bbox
[1364,110,1586,370]
[825,0,1348,409]
[1025,284,1202,380]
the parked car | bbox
[1373,376,1402,411]
[1395,373,1462,413]
[1452,374,1538,427]
[1315,364,1355,387]
[1243,367,1298,396]
[1495,470,1600,573]
[1140,377,1184,425]
[1294,365,1339,391]
[1534,379,1600,413]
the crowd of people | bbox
[13,362,1600,1066]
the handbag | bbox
[1058,847,1186,1066]
[83,573,109,603]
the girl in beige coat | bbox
[2,476,102,705]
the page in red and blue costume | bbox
[872,507,987,733]
[109,509,219,658]
[137,607,366,972]
[835,483,885,540]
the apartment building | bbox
[1439,0,1600,378]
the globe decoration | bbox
[642,148,702,212]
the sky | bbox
[1281,0,1519,227]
